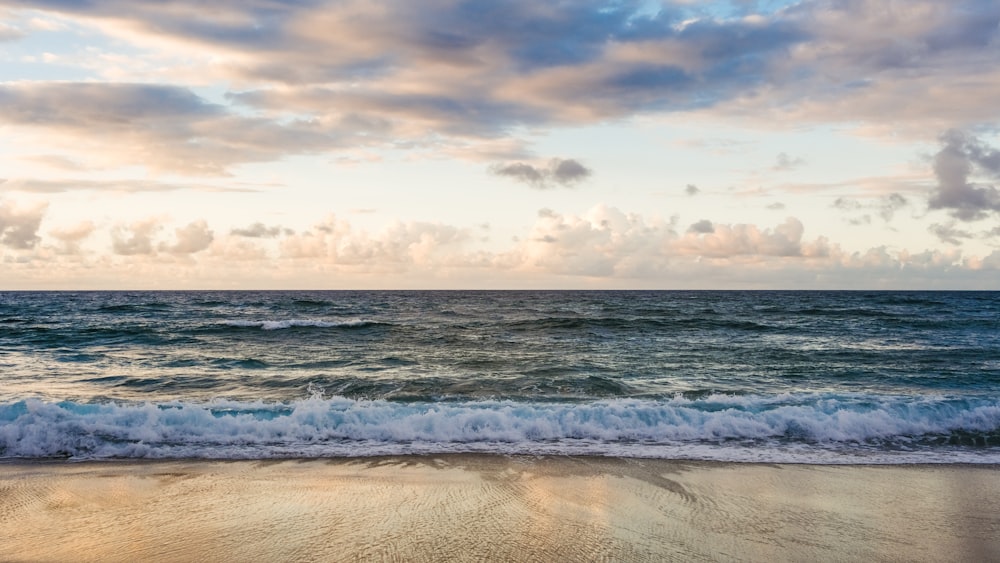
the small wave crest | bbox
[222,319,375,331]
[2,394,999,462]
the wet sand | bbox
[1,456,998,562]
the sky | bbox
[1,0,999,289]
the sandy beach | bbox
[1,456,998,562]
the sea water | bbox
[1,290,998,463]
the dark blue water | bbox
[2,291,998,462]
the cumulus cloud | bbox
[280,215,473,269]
[4,204,999,288]
[927,130,1000,221]
[498,206,841,279]
[162,220,214,254]
[688,219,715,234]
[675,217,819,258]
[501,205,676,277]
[491,158,591,188]
[49,220,95,254]
[0,199,46,249]
[111,219,160,256]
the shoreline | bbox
[3,455,998,562]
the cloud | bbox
[0,199,46,249]
[500,207,837,279]
[49,220,96,254]
[5,0,998,173]
[4,204,1000,289]
[491,162,544,187]
[688,219,715,234]
[832,197,863,211]
[675,217,820,258]
[773,152,805,171]
[111,219,160,256]
[550,158,591,184]
[685,184,700,195]
[491,158,591,188]
[231,222,287,238]
[280,215,473,269]
[879,193,909,221]
[162,220,214,254]
[928,222,973,245]
[0,22,25,42]
[927,130,1000,221]
[0,83,336,175]
[833,192,909,223]
[0,177,257,194]
[21,155,89,171]
[500,205,676,277]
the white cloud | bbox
[110,219,160,256]
[162,220,214,254]
[49,220,95,254]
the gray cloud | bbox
[833,193,909,223]
[832,197,863,211]
[4,1,1000,174]
[685,184,700,196]
[929,222,974,245]
[928,130,1000,221]
[231,222,287,238]
[0,200,46,249]
[0,23,24,42]
[0,83,336,175]
[551,158,591,184]
[491,158,591,188]
[773,152,805,171]
[688,219,715,234]
[879,193,909,222]
[0,1,801,140]
[492,162,545,187]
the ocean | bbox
[1,290,998,464]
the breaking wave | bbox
[2,393,999,463]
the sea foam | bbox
[2,394,998,463]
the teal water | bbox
[1,291,998,462]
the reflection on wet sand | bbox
[1,456,998,562]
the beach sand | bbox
[1,456,998,562]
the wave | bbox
[221,319,377,330]
[2,394,999,463]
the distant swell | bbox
[2,394,999,463]
[222,319,376,330]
